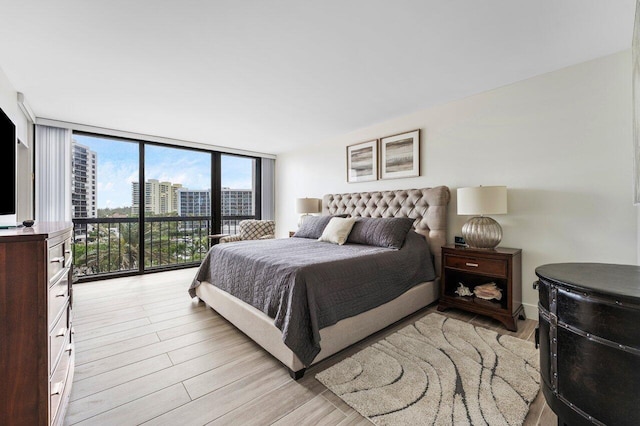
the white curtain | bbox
[35,125,72,222]
[261,158,275,220]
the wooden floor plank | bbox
[75,312,223,352]
[207,374,326,425]
[182,349,279,400]
[271,394,347,426]
[73,317,152,343]
[337,412,375,426]
[72,305,146,325]
[70,354,173,402]
[75,332,160,366]
[68,383,191,426]
[166,328,252,365]
[320,389,359,417]
[73,286,185,312]
[155,316,226,341]
[141,365,291,426]
[73,309,160,333]
[74,324,229,381]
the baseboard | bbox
[522,302,538,321]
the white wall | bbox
[0,66,33,221]
[276,50,635,319]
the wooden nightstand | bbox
[437,244,524,331]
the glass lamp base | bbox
[462,216,503,249]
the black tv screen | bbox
[0,106,16,216]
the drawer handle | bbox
[65,345,73,354]
[55,328,66,337]
[465,262,479,267]
[56,291,66,297]
[51,382,63,396]
[64,249,72,254]
[50,256,65,264]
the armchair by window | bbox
[219,219,276,243]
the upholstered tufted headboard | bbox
[322,186,451,276]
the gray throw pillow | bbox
[293,214,348,239]
[346,217,415,249]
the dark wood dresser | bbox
[0,222,74,425]
[535,263,640,426]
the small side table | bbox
[289,231,295,237]
[437,244,524,331]
[207,233,230,245]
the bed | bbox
[190,186,450,379]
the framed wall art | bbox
[347,139,378,183]
[380,129,420,179]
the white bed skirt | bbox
[195,279,439,375]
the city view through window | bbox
[71,133,258,279]
[72,135,255,219]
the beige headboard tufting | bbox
[322,186,451,276]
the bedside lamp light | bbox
[457,186,507,249]
[296,197,321,227]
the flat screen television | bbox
[0,106,16,227]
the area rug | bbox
[315,313,540,426]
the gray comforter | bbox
[189,231,435,366]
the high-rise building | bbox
[178,189,211,216]
[132,179,184,215]
[222,187,254,216]
[131,182,141,215]
[71,140,97,218]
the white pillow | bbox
[318,217,356,245]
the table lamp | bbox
[296,197,321,227]
[457,186,507,249]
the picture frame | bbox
[347,139,378,183]
[380,129,420,179]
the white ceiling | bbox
[0,1,636,155]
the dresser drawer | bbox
[64,236,73,268]
[445,254,507,277]
[49,304,70,375]
[48,241,67,284]
[48,271,70,327]
[49,342,73,426]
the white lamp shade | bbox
[296,198,321,214]
[457,186,507,216]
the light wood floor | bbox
[64,268,557,425]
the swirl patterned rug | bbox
[315,313,540,425]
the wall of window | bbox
[71,131,263,281]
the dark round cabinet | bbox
[535,263,640,426]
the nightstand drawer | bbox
[445,255,507,277]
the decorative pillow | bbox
[293,214,348,239]
[346,217,415,249]
[318,217,357,245]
